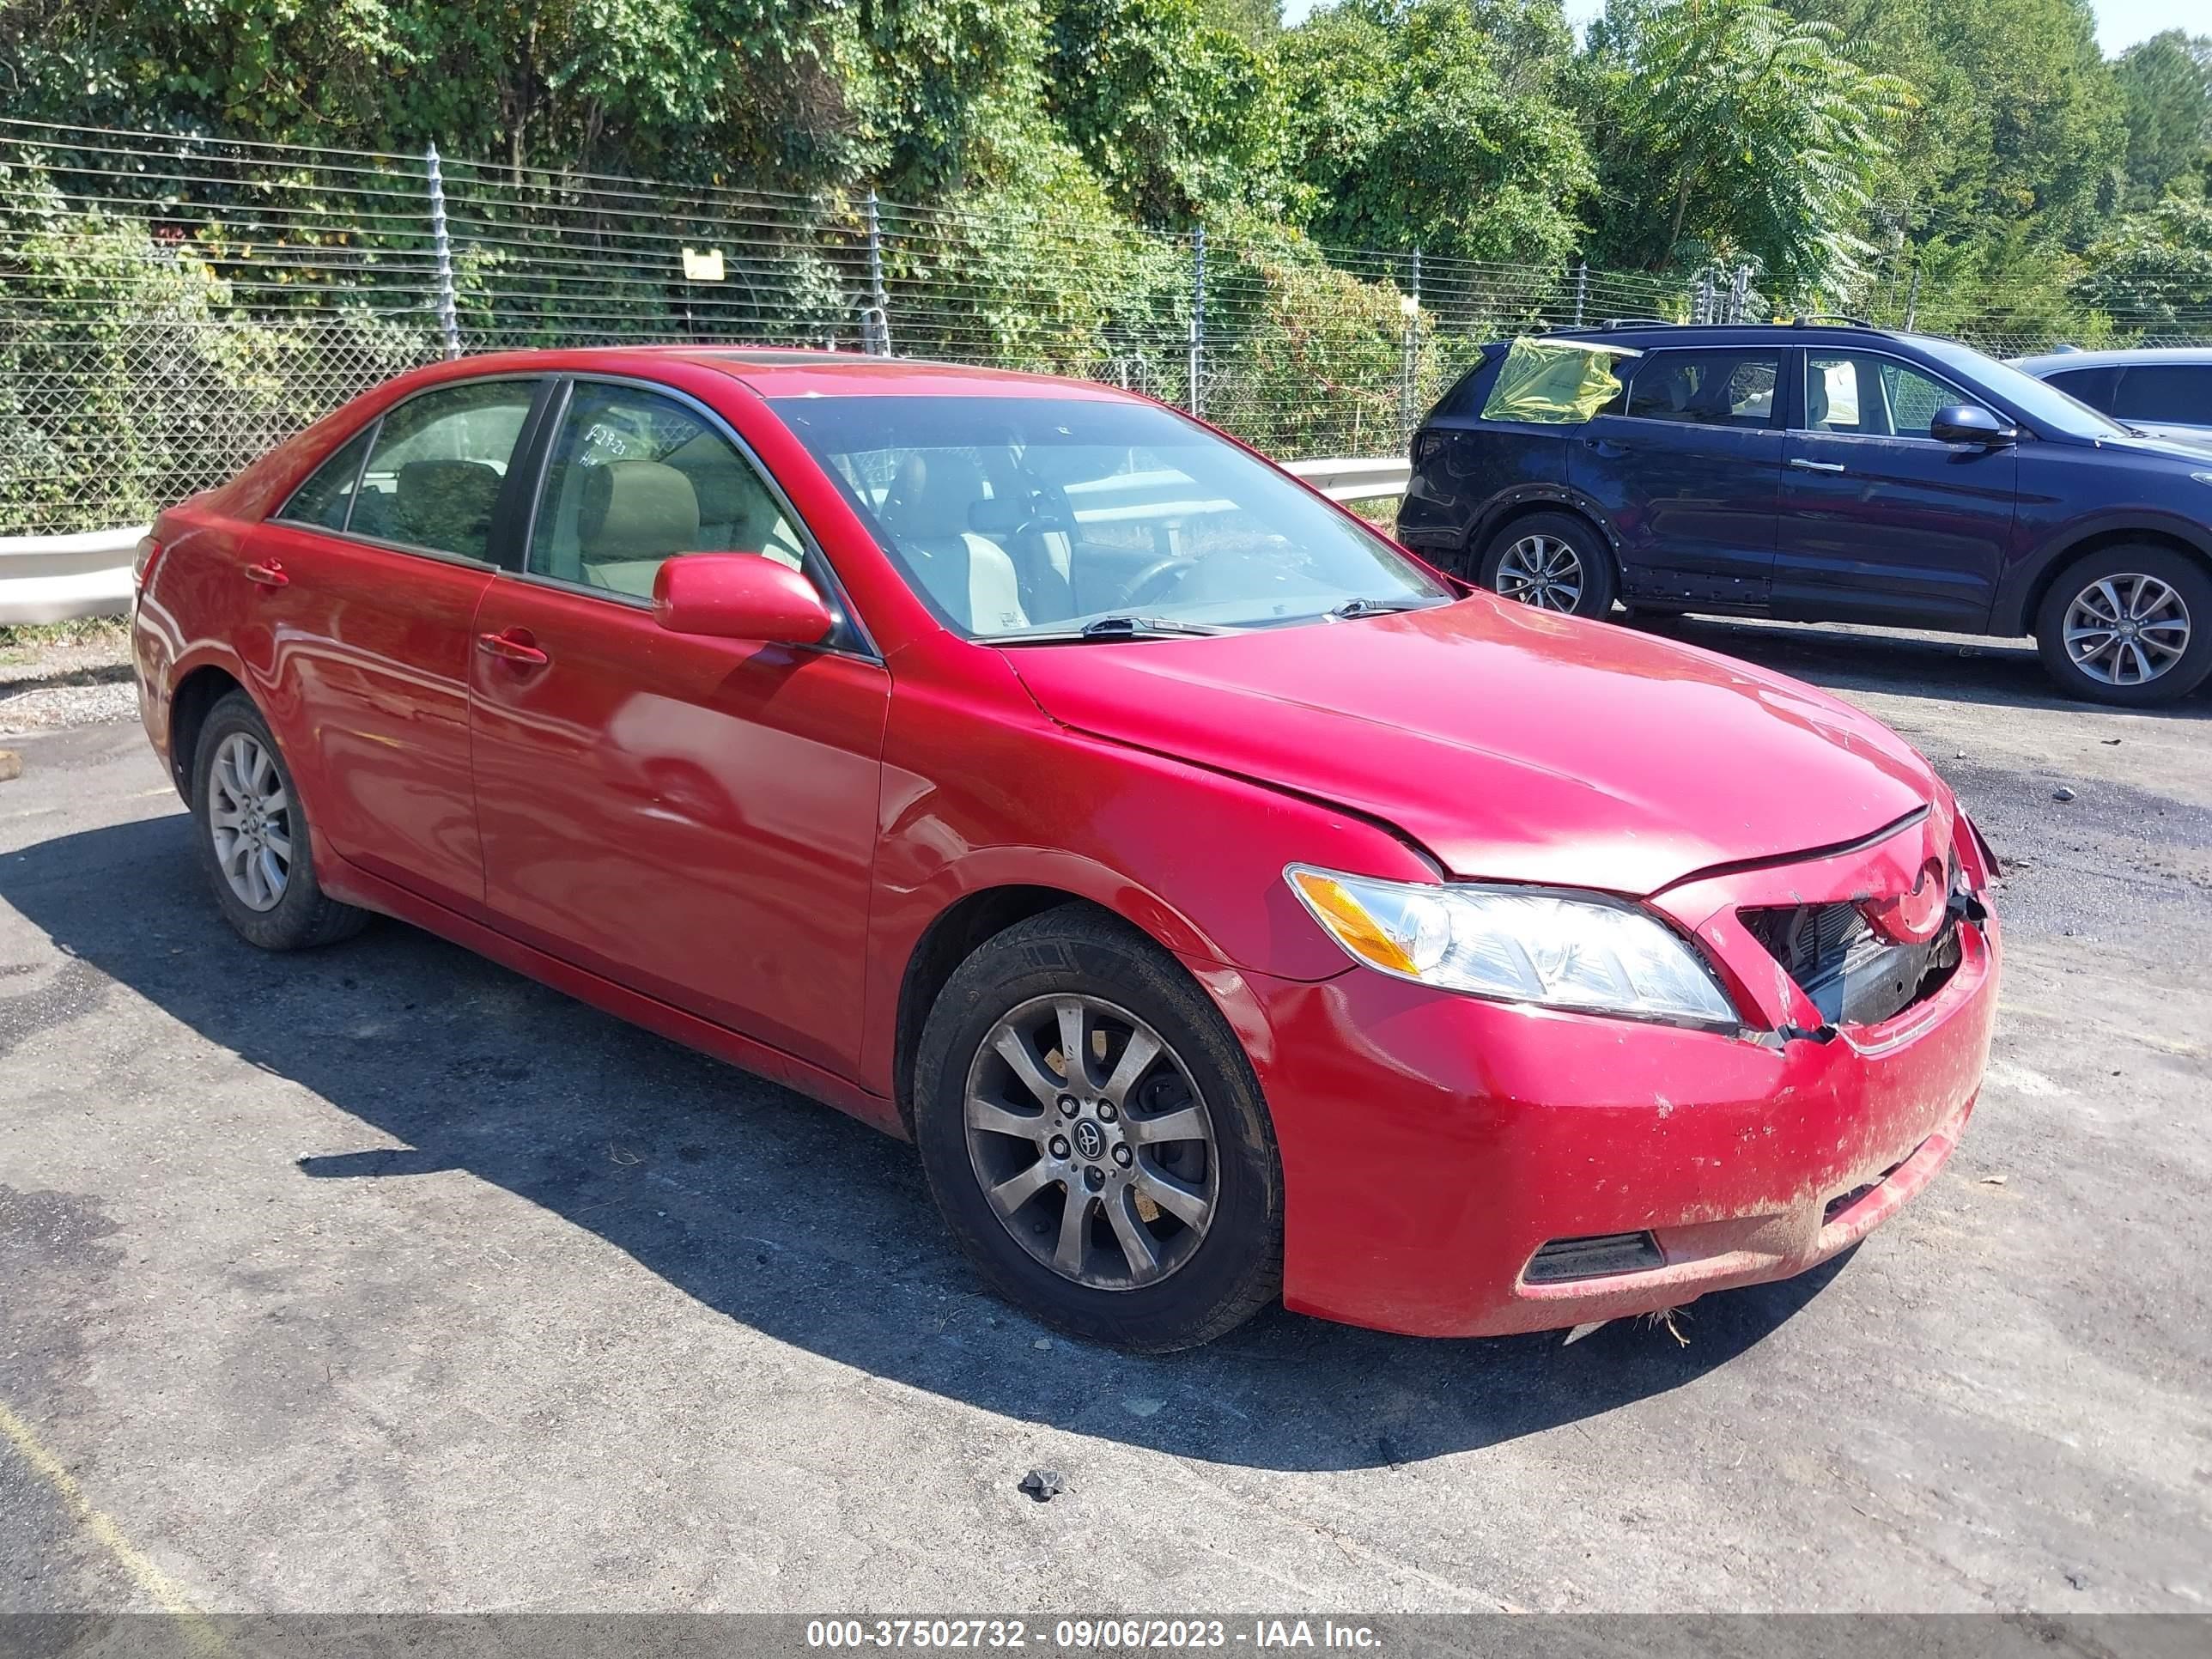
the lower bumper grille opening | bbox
[1525,1231,1664,1285]
[1823,1153,1912,1224]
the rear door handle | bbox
[476,629,549,666]
[1789,458,1847,474]
[243,562,289,588]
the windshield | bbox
[1910,337,2133,441]
[771,394,1451,639]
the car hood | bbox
[2102,427,2212,460]
[1005,599,1943,896]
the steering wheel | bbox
[1124,556,1199,609]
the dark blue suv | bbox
[1398,321,2212,705]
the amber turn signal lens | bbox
[1285,867,1420,976]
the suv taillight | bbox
[131,536,164,589]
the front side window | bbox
[528,383,806,599]
[1626,352,1779,428]
[349,380,539,560]
[772,394,1452,640]
[276,428,374,532]
[1805,353,1966,439]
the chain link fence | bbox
[6,117,2209,536]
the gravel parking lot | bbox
[2,618,2208,1616]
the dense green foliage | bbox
[3,0,2205,304]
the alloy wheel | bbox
[2063,573,2191,687]
[1495,533,1584,611]
[207,731,293,912]
[963,993,1218,1291]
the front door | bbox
[467,377,890,1079]
[1773,349,2017,630]
[1571,346,1784,609]
[249,376,544,908]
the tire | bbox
[2033,544,2212,707]
[912,905,1284,1352]
[191,690,369,951]
[1479,511,1619,618]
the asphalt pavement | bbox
[1,618,2208,1614]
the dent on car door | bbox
[467,377,890,1079]
[1569,348,1783,607]
[1774,349,2015,629]
[248,376,544,908]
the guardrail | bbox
[1282,456,1412,503]
[0,526,145,627]
[0,456,1411,629]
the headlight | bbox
[1286,865,1737,1026]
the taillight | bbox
[132,536,164,590]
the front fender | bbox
[1994,506,2212,635]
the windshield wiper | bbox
[1328,596,1443,619]
[997,615,1236,643]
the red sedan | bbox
[130,348,2000,1351]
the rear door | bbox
[249,376,546,908]
[467,375,890,1078]
[1570,346,1784,607]
[1774,349,2016,630]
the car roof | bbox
[394,344,1142,401]
[1532,322,1954,352]
[2009,346,2212,374]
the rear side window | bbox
[276,428,374,531]
[2110,366,2211,426]
[1626,351,1778,428]
[349,380,540,562]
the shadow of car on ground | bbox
[2,807,1853,1474]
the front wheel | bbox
[1478,512,1618,618]
[2033,546,2212,707]
[912,906,1284,1352]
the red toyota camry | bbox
[130,348,1999,1351]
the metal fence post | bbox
[1188,225,1206,421]
[424,144,461,359]
[863,189,892,356]
[1904,267,1921,333]
[1401,248,1422,444]
[1573,262,1587,328]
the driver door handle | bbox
[1790,458,1847,474]
[477,629,550,666]
[1583,438,1627,458]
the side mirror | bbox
[652,553,834,646]
[1930,404,2018,447]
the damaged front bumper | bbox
[1226,807,2001,1340]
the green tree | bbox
[1041,0,1285,222]
[2112,31,2212,209]
[1197,0,1279,48]
[1586,0,1912,293]
[2076,196,2212,331]
[1276,0,1591,264]
[1781,0,2124,280]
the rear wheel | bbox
[912,906,1283,1352]
[2033,545,2212,707]
[191,691,368,950]
[1479,511,1618,618]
